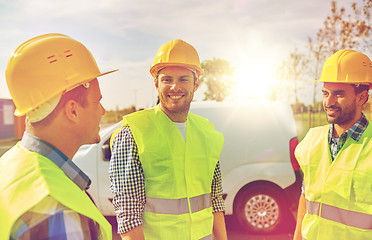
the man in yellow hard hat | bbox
[0,34,117,239]
[109,39,228,240]
[293,49,372,240]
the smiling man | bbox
[109,39,227,240]
[293,49,372,240]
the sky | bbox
[0,0,361,110]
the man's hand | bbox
[213,211,228,240]
[120,226,145,240]
[293,195,306,240]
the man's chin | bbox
[94,136,101,144]
[326,116,336,124]
[84,136,101,145]
[167,103,190,113]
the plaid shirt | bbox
[328,113,369,160]
[109,125,225,234]
[11,133,100,240]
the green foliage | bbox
[276,49,309,104]
[101,105,137,123]
[314,0,371,55]
[200,58,234,102]
[276,0,372,106]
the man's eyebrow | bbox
[322,89,345,94]
[333,90,345,94]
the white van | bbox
[72,100,301,234]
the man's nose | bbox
[170,81,181,91]
[324,94,336,107]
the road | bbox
[107,215,295,240]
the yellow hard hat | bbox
[6,33,118,117]
[318,49,372,86]
[149,39,204,79]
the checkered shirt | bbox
[11,132,100,239]
[11,196,99,240]
[109,125,225,234]
[328,113,369,160]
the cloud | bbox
[0,0,355,109]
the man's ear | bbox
[358,90,369,106]
[194,78,200,92]
[154,77,159,89]
[64,100,79,123]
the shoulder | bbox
[188,113,224,143]
[111,125,134,148]
[305,125,329,139]
[123,108,158,131]
[296,125,329,155]
[1,143,53,177]
[188,112,214,128]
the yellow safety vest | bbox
[295,124,372,240]
[0,143,112,240]
[113,106,224,239]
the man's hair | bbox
[353,84,370,94]
[156,70,198,83]
[353,84,370,105]
[30,85,89,128]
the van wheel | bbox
[234,184,288,234]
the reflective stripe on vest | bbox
[306,199,372,229]
[145,193,211,214]
[200,234,213,240]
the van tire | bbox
[234,184,288,234]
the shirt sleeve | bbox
[301,180,305,196]
[109,125,146,234]
[211,161,225,213]
[11,196,100,240]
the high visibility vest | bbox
[0,143,112,240]
[113,106,224,239]
[295,124,372,240]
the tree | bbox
[200,58,234,101]
[318,0,371,54]
[307,0,371,105]
[276,49,309,105]
[351,0,372,53]
[307,36,326,107]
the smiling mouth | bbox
[169,95,183,100]
[326,108,340,115]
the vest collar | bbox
[20,132,91,190]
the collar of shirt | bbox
[328,113,369,144]
[20,132,91,191]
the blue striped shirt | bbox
[11,133,100,240]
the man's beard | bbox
[325,99,356,125]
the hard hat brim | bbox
[14,68,119,117]
[150,63,203,79]
[313,79,371,84]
